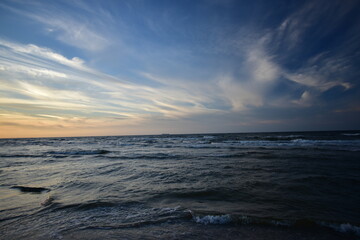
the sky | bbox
[0,0,360,138]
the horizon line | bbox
[0,129,359,140]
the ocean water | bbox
[0,131,359,239]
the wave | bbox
[69,205,191,230]
[207,153,247,158]
[46,149,110,156]
[0,151,182,160]
[342,133,360,136]
[193,214,232,225]
[53,201,119,211]
[290,139,356,144]
[83,215,184,230]
[168,190,223,199]
[181,143,221,149]
[39,199,360,237]
[182,139,360,148]
[96,165,124,176]
[0,213,30,223]
[189,211,360,236]
[0,154,44,158]
[262,135,304,141]
[105,153,184,160]
[203,135,216,139]
[320,222,360,236]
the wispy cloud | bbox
[249,1,356,108]
[0,40,229,129]
[1,37,293,137]
[38,16,110,51]
[0,0,359,136]
[0,0,111,51]
[284,53,352,92]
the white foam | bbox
[158,206,181,214]
[181,139,360,149]
[319,222,360,236]
[342,133,360,136]
[194,214,231,225]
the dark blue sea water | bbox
[0,131,360,239]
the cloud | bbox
[285,72,351,92]
[270,0,357,50]
[1,0,359,136]
[0,39,86,69]
[39,16,110,51]
[0,1,111,51]
[0,65,67,79]
[0,40,229,127]
[292,91,313,107]
[281,52,352,93]
[1,1,284,115]
[249,1,357,109]
[246,47,280,83]
[1,38,287,131]
[217,74,262,111]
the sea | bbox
[0,131,359,240]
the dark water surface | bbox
[1,131,359,239]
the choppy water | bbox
[0,131,359,239]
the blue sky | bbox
[0,0,359,137]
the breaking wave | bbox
[189,211,360,236]
[193,214,232,225]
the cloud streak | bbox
[0,0,111,51]
[0,40,229,130]
[0,0,359,137]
